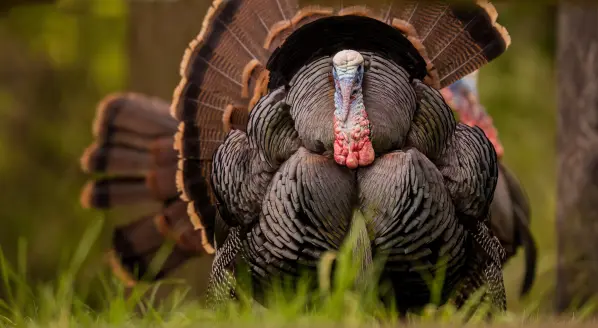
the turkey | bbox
[79,93,215,284]
[78,0,514,313]
[76,74,535,297]
[441,71,537,297]
[77,77,535,296]
[170,0,511,313]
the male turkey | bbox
[77,72,536,299]
[172,0,511,313]
[441,71,537,297]
[79,0,513,313]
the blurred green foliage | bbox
[0,0,127,290]
[0,0,556,314]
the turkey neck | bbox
[285,54,417,157]
[333,80,372,168]
[332,50,375,169]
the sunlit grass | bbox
[0,220,552,327]
[1,219,597,328]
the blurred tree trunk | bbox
[126,0,214,300]
[556,3,598,312]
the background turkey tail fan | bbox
[500,162,537,297]
[490,162,536,298]
[515,210,537,297]
[170,0,511,251]
[79,93,213,285]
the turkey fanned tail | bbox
[171,0,512,314]
[79,93,212,285]
[172,0,512,255]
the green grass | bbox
[0,220,570,327]
[0,219,595,328]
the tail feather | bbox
[150,137,178,166]
[93,93,176,138]
[146,165,179,200]
[81,177,154,209]
[112,213,166,258]
[500,162,531,224]
[80,92,213,286]
[490,163,537,297]
[108,243,197,283]
[402,0,511,86]
[514,209,537,297]
[81,142,151,175]
[97,129,159,151]
[499,162,537,297]
[172,0,511,255]
[110,201,208,282]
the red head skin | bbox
[332,50,375,169]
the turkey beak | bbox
[339,80,354,122]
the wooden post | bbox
[556,3,598,312]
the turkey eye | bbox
[351,89,358,96]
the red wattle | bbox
[334,141,346,165]
[358,138,375,166]
[346,152,358,169]
[333,113,375,169]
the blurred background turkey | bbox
[0,0,554,316]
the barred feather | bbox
[171,0,510,255]
[79,93,213,286]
